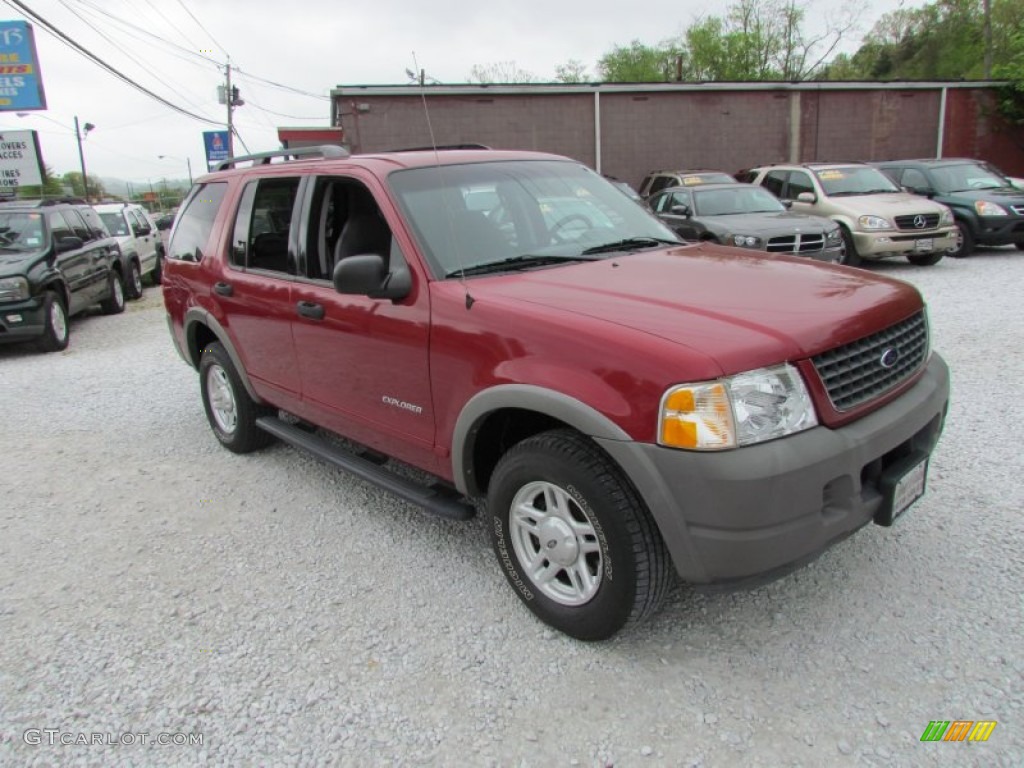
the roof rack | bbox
[0,196,88,207]
[386,143,492,153]
[216,145,349,171]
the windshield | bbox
[694,186,785,216]
[388,160,679,277]
[931,163,1011,192]
[815,167,900,196]
[99,212,131,237]
[0,212,46,251]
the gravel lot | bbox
[1,248,1022,767]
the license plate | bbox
[915,238,933,252]
[891,460,927,519]
[875,454,929,526]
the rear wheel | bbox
[125,260,143,300]
[100,271,126,315]
[36,292,69,352]
[906,251,944,266]
[839,228,862,267]
[946,221,974,258]
[199,342,275,453]
[488,429,672,640]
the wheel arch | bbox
[452,385,632,497]
[183,307,263,403]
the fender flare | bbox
[183,307,263,403]
[451,384,631,496]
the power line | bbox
[4,0,221,125]
[176,0,230,59]
[245,98,326,121]
[144,0,196,50]
[233,68,331,101]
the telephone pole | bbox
[225,57,234,156]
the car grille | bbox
[766,233,826,253]
[1010,204,1024,216]
[894,214,940,230]
[811,311,928,412]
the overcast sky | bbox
[0,0,921,186]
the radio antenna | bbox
[411,52,474,309]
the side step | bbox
[256,416,475,521]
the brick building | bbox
[328,81,1024,188]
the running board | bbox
[255,416,475,521]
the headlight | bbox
[0,277,30,302]
[731,235,762,247]
[825,227,842,244]
[659,364,818,450]
[938,207,954,225]
[975,200,1008,216]
[857,215,893,230]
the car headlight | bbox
[975,200,1008,216]
[938,207,954,225]
[659,364,818,450]
[731,235,762,247]
[0,277,30,302]
[858,215,893,230]
[825,227,842,244]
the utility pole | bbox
[225,57,234,156]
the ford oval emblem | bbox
[913,215,926,229]
[880,347,900,368]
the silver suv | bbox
[95,203,163,297]
[743,163,956,267]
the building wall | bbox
[335,85,1024,188]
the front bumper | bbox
[598,353,950,583]
[974,216,1024,247]
[0,296,47,344]
[853,227,956,259]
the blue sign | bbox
[203,130,231,169]
[0,21,47,111]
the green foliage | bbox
[995,29,1024,125]
[15,164,65,199]
[598,40,682,82]
[468,61,535,84]
[554,59,589,83]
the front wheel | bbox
[906,251,944,266]
[126,260,143,300]
[100,270,126,315]
[946,221,974,258]
[151,249,164,285]
[839,228,862,267]
[1015,242,1024,252]
[488,429,672,640]
[36,291,69,352]
[199,342,275,453]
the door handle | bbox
[213,282,233,297]
[296,301,325,320]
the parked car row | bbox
[0,199,164,353]
[635,157,1024,267]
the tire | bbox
[199,342,275,453]
[151,249,164,285]
[100,270,126,315]
[946,220,974,258]
[906,251,944,266]
[839,228,862,267]
[36,291,69,353]
[125,260,143,300]
[487,429,672,641]
[1015,242,1024,252]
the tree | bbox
[61,171,106,200]
[468,61,535,84]
[15,164,65,199]
[598,40,682,82]
[554,59,589,83]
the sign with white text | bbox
[203,130,231,169]
[0,21,47,111]
[0,129,43,190]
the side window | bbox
[761,171,787,197]
[80,208,108,239]
[787,171,814,198]
[245,177,301,275]
[647,176,673,196]
[305,177,392,282]
[230,182,258,268]
[901,168,930,192]
[649,193,669,213]
[47,211,73,243]
[669,190,692,211]
[168,182,228,262]
[129,209,151,234]
[62,208,91,241]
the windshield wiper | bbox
[580,236,679,256]
[446,254,591,278]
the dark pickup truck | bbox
[163,147,949,640]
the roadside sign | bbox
[0,21,47,111]
[0,129,43,195]
[203,130,231,169]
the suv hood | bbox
[938,187,1024,206]
[824,191,946,215]
[474,244,920,375]
[0,249,45,278]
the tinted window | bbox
[0,212,45,250]
[62,208,91,240]
[244,177,301,274]
[647,176,673,196]
[47,211,73,243]
[100,212,130,237]
[901,168,930,192]
[168,183,228,262]
[929,163,1009,192]
[762,171,787,197]
[814,166,899,196]
[787,171,815,198]
[693,186,784,216]
[129,209,150,233]
[79,208,108,239]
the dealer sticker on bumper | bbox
[915,238,933,252]
[875,454,929,526]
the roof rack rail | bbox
[386,143,492,153]
[216,145,349,171]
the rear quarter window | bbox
[169,183,228,262]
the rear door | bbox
[128,207,159,273]
[48,211,106,313]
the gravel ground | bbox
[0,248,1021,767]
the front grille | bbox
[812,311,928,412]
[766,233,826,254]
[1011,204,1024,216]
[894,214,940,230]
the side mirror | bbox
[781,199,793,209]
[669,204,692,217]
[55,235,84,253]
[796,192,817,203]
[333,253,411,301]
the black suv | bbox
[0,199,125,352]
[874,158,1024,257]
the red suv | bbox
[163,146,949,640]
